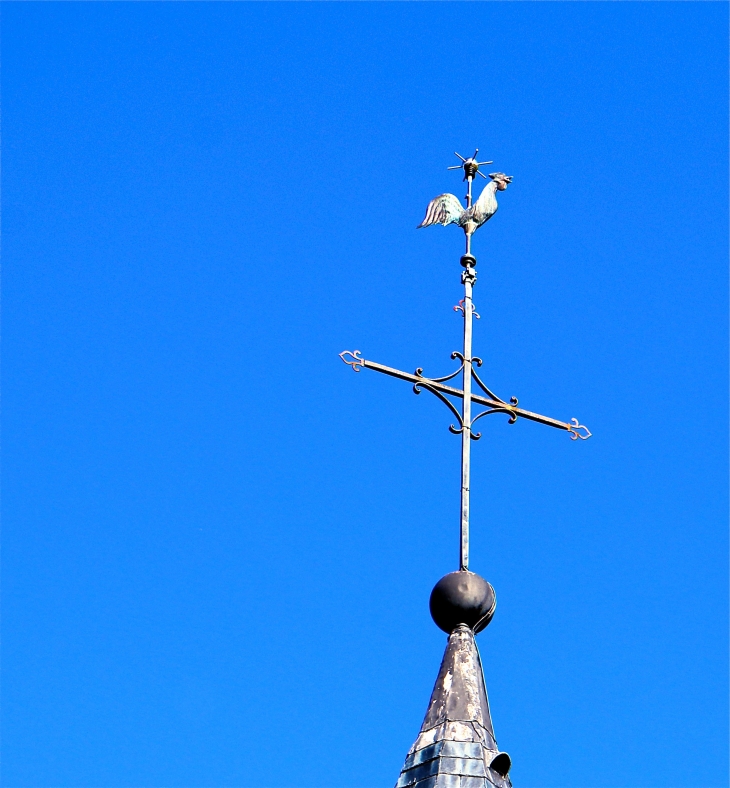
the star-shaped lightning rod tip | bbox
[447,149,494,180]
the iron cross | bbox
[340,150,591,572]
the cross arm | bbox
[340,350,591,440]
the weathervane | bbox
[340,150,590,572]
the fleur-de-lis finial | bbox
[567,418,592,440]
[339,349,365,372]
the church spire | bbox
[394,571,511,788]
[395,625,512,788]
[340,150,591,788]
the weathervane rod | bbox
[459,167,475,570]
[458,148,484,570]
[459,261,474,571]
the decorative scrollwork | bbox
[567,418,592,441]
[414,353,465,385]
[470,366,517,408]
[413,381,465,435]
[453,299,480,319]
[469,406,518,439]
[339,349,365,372]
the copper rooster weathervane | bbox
[340,150,590,572]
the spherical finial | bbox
[429,571,496,634]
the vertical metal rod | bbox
[460,173,474,571]
[460,281,474,570]
[465,175,473,257]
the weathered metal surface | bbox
[418,174,512,239]
[420,626,493,733]
[394,626,512,788]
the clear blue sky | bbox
[2,3,727,787]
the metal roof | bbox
[394,625,512,788]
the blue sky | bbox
[2,3,727,787]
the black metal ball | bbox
[429,571,496,634]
